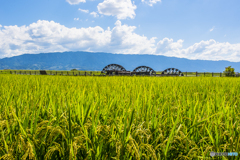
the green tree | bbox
[223,66,235,77]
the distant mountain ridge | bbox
[0,51,239,72]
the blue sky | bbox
[0,0,240,61]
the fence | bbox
[0,70,103,76]
[182,72,239,77]
[0,70,239,77]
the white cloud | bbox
[156,38,183,53]
[109,20,156,54]
[142,0,161,6]
[66,0,86,5]
[0,25,2,28]
[78,8,89,13]
[0,20,154,58]
[155,38,240,62]
[0,20,240,62]
[0,20,111,58]
[90,12,99,17]
[97,0,137,19]
[210,26,215,32]
[74,18,79,21]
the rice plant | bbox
[0,75,239,159]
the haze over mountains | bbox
[0,51,239,72]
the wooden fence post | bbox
[85,72,86,76]
[212,72,213,77]
[220,72,221,77]
[204,72,205,77]
[186,72,187,77]
[20,71,21,74]
[196,71,197,77]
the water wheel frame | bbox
[162,68,183,75]
[132,66,156,75]
[101,64,126,75]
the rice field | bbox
[0,74,239,159]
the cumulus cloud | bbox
[0,20,154,58]
[155,38,240,62]
[0,20,110,58]
[66,0,86,5]
[78,8,89,13]
[142,0,161,6]
[97,0,137,19]
[90,12,99,17]
[108,20,156,54]
[156,38,183,53]
[0,25,2,28]
[74,18,79,21]
[0,20,240,62]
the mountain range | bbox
[0,51,239,72]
